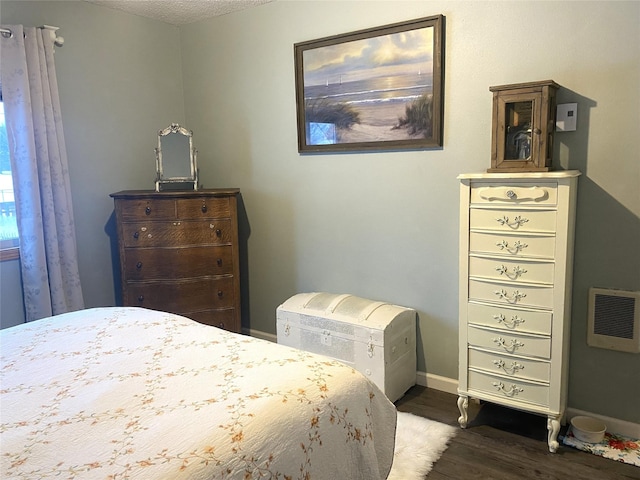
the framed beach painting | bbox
[294,15,444,153]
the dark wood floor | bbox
[395,385,640,480]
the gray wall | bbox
[0,0,186,327]
[1,1,638,424]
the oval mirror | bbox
[155,123,198,191]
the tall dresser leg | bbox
[457,395,468,428]
[547,415,561,453]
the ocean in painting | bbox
[304,72,433,127]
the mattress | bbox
[0,307,397,479]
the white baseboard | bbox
[415,371,458,395]
[246,329,639,438]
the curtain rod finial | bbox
[40,25,64,47]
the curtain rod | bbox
[0,25,64,46]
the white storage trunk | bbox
[276,292,416,402]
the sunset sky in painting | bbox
[303,26,434,86]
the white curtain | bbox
[0,25,84,321]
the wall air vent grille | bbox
[587,288,640,353]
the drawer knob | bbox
[492,381,524,397]
[496,215,529,228]
[216,229,222,237]
[494,289,526,304]
[201,203,207,213]
[133,231,139,239]
[493,313,525,329]
[506,190,516,199]
[136,261,143,269]
[218,322,225,328]
[217,290,223,298]
[137,295,144,302]
[496,240,528,254]
[216,258,223,267]
[492,336,525,353]
[145,206,151,215]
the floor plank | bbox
[395,385,640,479]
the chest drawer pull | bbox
[496,240,528,254]
[492,336,525,352]
[137,295,144,302]
[217,290,224,298]
[217,258,223,267]
[493,313,525,329]
[506,190,516,199]
[136,262,142,269]
[201,203,207,213]
[496,215,529,228]
[133,231,139,239]
[493,359,525,375]
[145,205,151,215]
[494,289,526,304]
[492,381,524,397]
[496,265,527,280]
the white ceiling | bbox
[84,0,273,26]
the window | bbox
[0,99,19,261]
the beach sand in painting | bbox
[337,101,423,143]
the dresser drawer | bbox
[468,370,549,407]
[121,219,233,247]
[124,245,234,280]
[176,196,230,219]
[469,278,554,309]
[467,302,552,335]
[125,276,236,312]
[469,256,554,285]
[470,208,557,233]
[469,231,555,259]
[117,198,176,220]
[471,184,557,206]
[185,308,237,330]
[467,325,551,359]
[468,348,551,383]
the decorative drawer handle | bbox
[496,215,529,228]
[494,289,526,304]
[493,359,525,375]
[136,262,142,269]
[201,203,207,213]
[217,290,223,298]
[493,313,525,329]
[137,295,144,302]
[133,231,139,239]
[496,265,527,279]
[492,336,525,353]
[145,206,151,215]
[496,240,528,254]
[216,229,222,237]
[217,258,223,267]
[506,190,516,199]
[218,322,225,328]
[492,381,524,397]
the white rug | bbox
[387,411,457,480]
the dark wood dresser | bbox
[110,189,241,332]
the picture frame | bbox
[294,15,444,153]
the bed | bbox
[0,307,397,479]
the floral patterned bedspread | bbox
[1,307,397,479]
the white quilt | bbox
[0,307,397,479]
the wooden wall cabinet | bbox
[488,80,559,173]
[457,171,580,452]
[111,189,241,332]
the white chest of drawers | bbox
[457,171,580,452]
